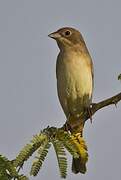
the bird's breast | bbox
[56,51,93,116]
[56,51,93,99]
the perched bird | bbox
[48,27,93,174]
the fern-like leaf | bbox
[0,154,18,179]
[18,175,29,180]
[56,130,79,158]
[52,139,67,178]
[118,74,121,81]
[71,134,88,165]
[14,133,47,167]
[30,140,51,176]
[0,154,29,180]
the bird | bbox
[48,27,94,174]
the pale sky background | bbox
[0,0,121,180]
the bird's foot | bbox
[87,106,93,124]
[64,122,72,132]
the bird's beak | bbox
[48,31,61,39]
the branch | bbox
[63,91,121,133]
[1,92,121,179]
[91,91,121,115]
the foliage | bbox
[0,74,121,179]
[0,127,88,179]
[51,139,67,178]
[118,74,121,81]
[71,134,88,165]
[14,133,48,167]
[30,141,51,176]
[0,155,28,180]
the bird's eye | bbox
[64,30,71,36]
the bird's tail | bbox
[72,157,86,174]
[71,133,88,174]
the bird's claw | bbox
[87,106,93,124]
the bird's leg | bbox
[63,114,74,132]
[64,121,72,132]
[65,114,85,135]
[87,105,93,123]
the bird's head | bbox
[48,27,85,51]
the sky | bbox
[0,0,121,180]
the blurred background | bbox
[0,0,121,179]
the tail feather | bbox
[72,157,86,174]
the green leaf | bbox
[118,74,121,80]
[18,175,29,180]
[0,155,18,179]
[30,140,51,176]
[56,130,79,158]
[14,133,47,167]
[71,134,88,165]
[52,139,67,178]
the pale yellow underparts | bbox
[56,49,93,119]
